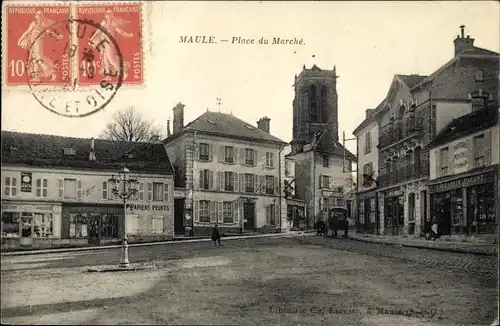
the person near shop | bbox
[211,224,221,246]
[315,218,325,236]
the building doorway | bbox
[88,215,100,245]
[20,212,33,246]
[174,199,185,234]
[243,202,255,231]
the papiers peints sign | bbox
[127,204,170,211]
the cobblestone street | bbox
[1,235,497,325]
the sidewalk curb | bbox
[347,236,497,256]
[1,231,315,257]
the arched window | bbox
[399,105,406,118]
[475,69,484,82]
[309,85,318,121]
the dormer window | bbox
[470,90,489,112]
[475,69,484,82]
[63,148,76,156]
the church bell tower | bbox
[290,64,339,154]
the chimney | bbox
[167,119,171,137]
[257,116,271,133]
[89,137,96,161]
[454,25,475,56]
[172,102,185,133]
[365,109,375,118]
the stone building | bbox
[286,65,357,228]
[163,103,288,236]
[368,25,499,237]
[427,104,498,243]
[1,131,175,250]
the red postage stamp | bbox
[5,5,72,86]
[76,3,143,86]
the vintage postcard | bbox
[1,1,499,325]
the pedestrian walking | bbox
[211,224,221,246]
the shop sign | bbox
[1,203,54,212]
[453,141,469,174]
[21,172,33,192]
[429,171,495,193]
[66,205,122,214]
[127,204,170,211]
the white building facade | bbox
[1,132,175,250]
[164,104,288,236]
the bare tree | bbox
[100,106,164,142]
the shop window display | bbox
[33,213,53,238]
[1,212,20,237]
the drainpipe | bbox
[278,143,286,232]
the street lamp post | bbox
[109,167,139,269]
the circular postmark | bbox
[27,18,124,118]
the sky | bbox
[2,1,499,157]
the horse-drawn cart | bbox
[326,207,349,237]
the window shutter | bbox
[274,176,279,194]
[240,173,245,192]
[218,145,225,162]
[193,142,199,160]
[147,183,153,201]
[484,131,491,165]
[240,149,246,165]
[253,174,258,193]
[233,148,238,164]
[275,203,280,226]
[210,201,216,223]
[254,150,259,166]
[139,182,144,201]
[199,170,204,189]
[319,175,323,189]
[233,172,239,192]
[76,180,82,199]
[194,201,199,222]
[266,206,271,225]
[218,202,224,223]
[447,149,453,174]
[209,144,214,161]
[163,183,169,202]
[102,181,108,200]
[270,153,275,168]
[58,178,64,198]
[209,170,214,190]
[233,201,239,224]
[219,172,224,191]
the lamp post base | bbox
[119,238,130,268]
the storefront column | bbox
[378,192,385,235]
[462,187,468,238]
[414,191,421,237]
[403,190,409,236]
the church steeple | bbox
[291,64,339,154]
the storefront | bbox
[1,202,62,249]
[286,199,307,230]
[383,188,404,236]
[61,204,123,246]
[125,202,174,242]
[428,170,497,237]
[357,190,378,234]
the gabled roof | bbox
[396,74,428,89]
[1,131,173,174]
[164,111,287,145]
[427,106,498,148]
[411,46,499,91]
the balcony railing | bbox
[378,120,424,149]
[378,161,429,188]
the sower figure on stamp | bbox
[211,224,221,246]
[88,10,134,80]
[17,11,62,82]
